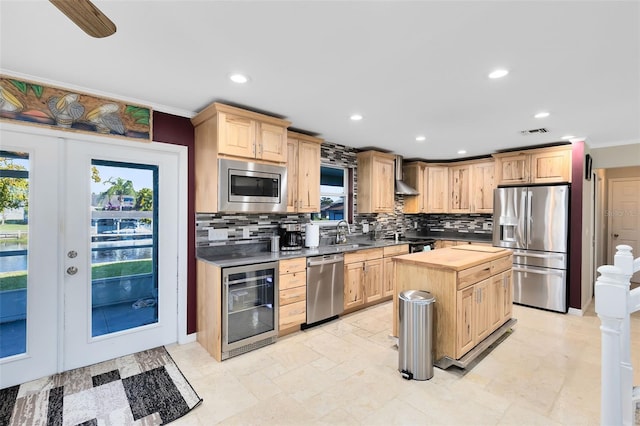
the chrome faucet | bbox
[335,220,351,244]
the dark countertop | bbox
[422,231,493,243]
[197,238,410,268]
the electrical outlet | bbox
[208,228,228,241]
[362,223,369,233]
[414,221,418,229]
[243,227,250,239]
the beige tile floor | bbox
[168,301,640,425]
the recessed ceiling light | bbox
[534,112,550,118]
[489,69,509,79]
[457,150,467,155]
[561,135,575,140]
[229,73,249,84]
[350,114,363,121]
[415,135,426,142]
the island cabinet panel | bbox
[393,246,513,362]
[456,286,475,357]
[473,279,491,343]
[278,257,307,335]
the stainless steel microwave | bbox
[218,158,287,213]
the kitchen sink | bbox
[320,243,373,252]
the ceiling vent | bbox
[520,128,549,135]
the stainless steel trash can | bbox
[398,290,435,380]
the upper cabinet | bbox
[425,166,449,213]
[493,145,572,186]
[357,150,395,214]
[449,164,472,213]
[192,102,291,163]
[405,160,494,214]
[403,162,427,213]
[403,162,449,214]
[450,160,495,214]
[471,161,495,213]
[286,131,322,213]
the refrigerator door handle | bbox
[513,251,565,260]
[527,190,533,245]
[513,266,565,276]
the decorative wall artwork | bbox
[0,76,152,141]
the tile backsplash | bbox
[196,140,493,248]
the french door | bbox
[0,128,184,387]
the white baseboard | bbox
[178,333,197,345]
[568,307,584,316]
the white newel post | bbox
[595,244,638,426]
[614,245,635,426]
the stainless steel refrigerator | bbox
[493,184,569,312]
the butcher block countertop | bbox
[392,245,509,271]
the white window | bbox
[312,165,349,225]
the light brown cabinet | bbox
[286,132,322,213]
[192,102,291,211]
[403,162,428,213]
[403,162,449,214]
[449,164,472,213]
[449,160,495,213]
[394,247,513,362]
[278,257,307,334]
[493,145,572,186]
[213,104,288,162]
[471,161,495,213]
[343,248,385,311]
[489,269,512,330]
[426,166,449,213]
[356,151,395,213]
[383,244,410,336]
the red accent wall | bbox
[569,142,584,310]
[152,111,196,334]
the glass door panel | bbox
[0,151,29,357]
[64,139,179,371]
[90,160,158,337]
[0,131,59,389]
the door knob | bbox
[66,266,78,275]
[67,250,77,258]
[613,233,619,238]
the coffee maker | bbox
[279,224,303,251]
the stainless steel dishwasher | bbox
[306,253,344,326]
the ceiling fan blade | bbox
[49,0,116,38]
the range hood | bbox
[394,155,419,195]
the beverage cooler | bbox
[222,262,278,359]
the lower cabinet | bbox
[454,261,512,359]
[343,245,409,313]
[278,257,307,334]
[489,269,512,330]
[343,248,384,310]
[394,252,513,362]
[383,244,410,336]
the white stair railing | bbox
[595,244,640,426]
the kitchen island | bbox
[392,245,515,369]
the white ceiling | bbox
[1,1,639,160]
